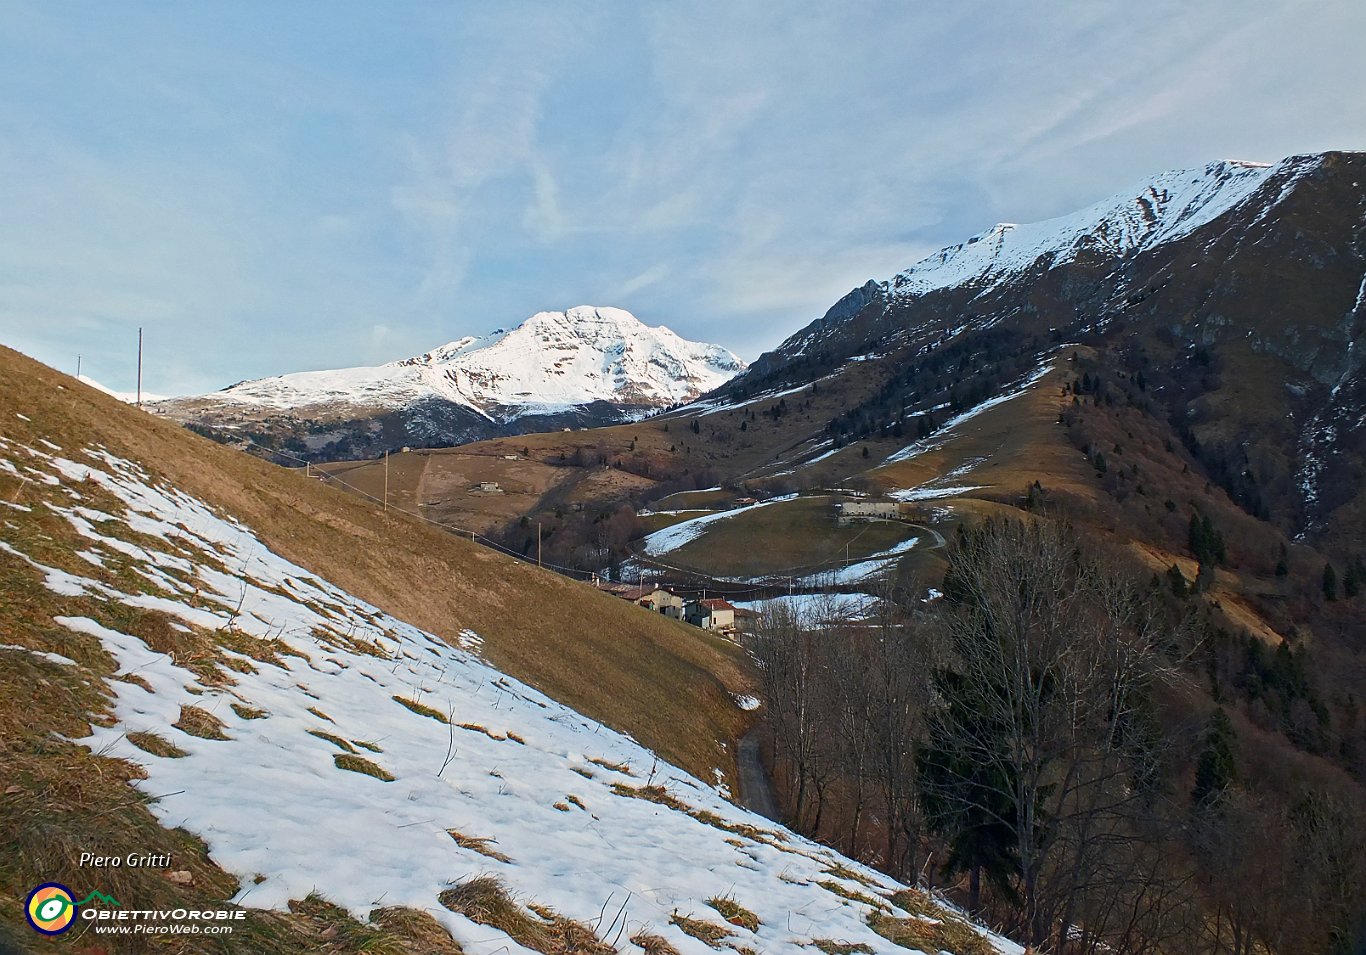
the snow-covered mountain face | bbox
[189,307,743,420]
[756,156,1316,367]
[721,151,1366,548]
[157,307,744,461]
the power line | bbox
[222,432,908,593]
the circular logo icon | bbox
[25,883,77,935]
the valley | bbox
[5,149,1365,955]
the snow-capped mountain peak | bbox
[173,306,745,421]
[887,157,1302,299]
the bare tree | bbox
[920,518,1192,951]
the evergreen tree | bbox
[1343,558,1361,598]
[1192,708,1237,808]
[918,669,1020,913]
[1188,511,1226,566]
[1323,562,1338,601]
[1166,563,1188,597]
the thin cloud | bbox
[1,1,1363,394]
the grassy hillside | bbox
[3,356,1021,955]
[1,346,752,783]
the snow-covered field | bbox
[0,429,1017,955]
[640,495,798,556]
[792,538,920,588]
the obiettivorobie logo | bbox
[25,884,116,936]
[23,880,244,938]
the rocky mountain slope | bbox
[719,151,1365,551]
[157,306,745,462]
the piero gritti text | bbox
[78,851,173,869]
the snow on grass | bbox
[889,484,984,502]
[641,494,798,556]
[733,592,879,623]
[0,642,78,666]
[0,439,1021,955]
[884,361,1053,466]
[793,539,919,587]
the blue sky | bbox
[2,1,1363,395]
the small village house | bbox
[835,499,898,525]
[642,587,687,619]
[685,597,737,631]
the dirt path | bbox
[737,725,780,821]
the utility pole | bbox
[136,328,143,408]
[76,355,81,380]
[537,521,542,567]
[383,451,389,511]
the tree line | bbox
[748,518,1365,955]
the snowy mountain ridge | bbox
[768,154,1322,365]
[181,306,745,421]
[887,157,1292,299]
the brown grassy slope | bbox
[868,353,1097,501]
[0,345,751,783]
[646,496,920,580]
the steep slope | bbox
[157,307,745,462]
[1,345,749,784]
[0,416,1017,954]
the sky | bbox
[1,1,1364,396]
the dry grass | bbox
[631,930,682,955]
[458,721,507,740]
[307,705,335,723]
[439,876,615,955]
[334,753,394,781]
[231,701,268,719]
[588,756,633,775]
[127,731,188,758]
[867,890,994,955]
[809,941,873,955]
[174,703,230,740]
[308,729,358,753]
[820,862,877,887]
[668,912,733,949]
[394,694,449,722]
[706,896,760,932]
[447,829,513,863]
[817,880,888,911]
[610,782,779,844]
[369,905,467,953]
